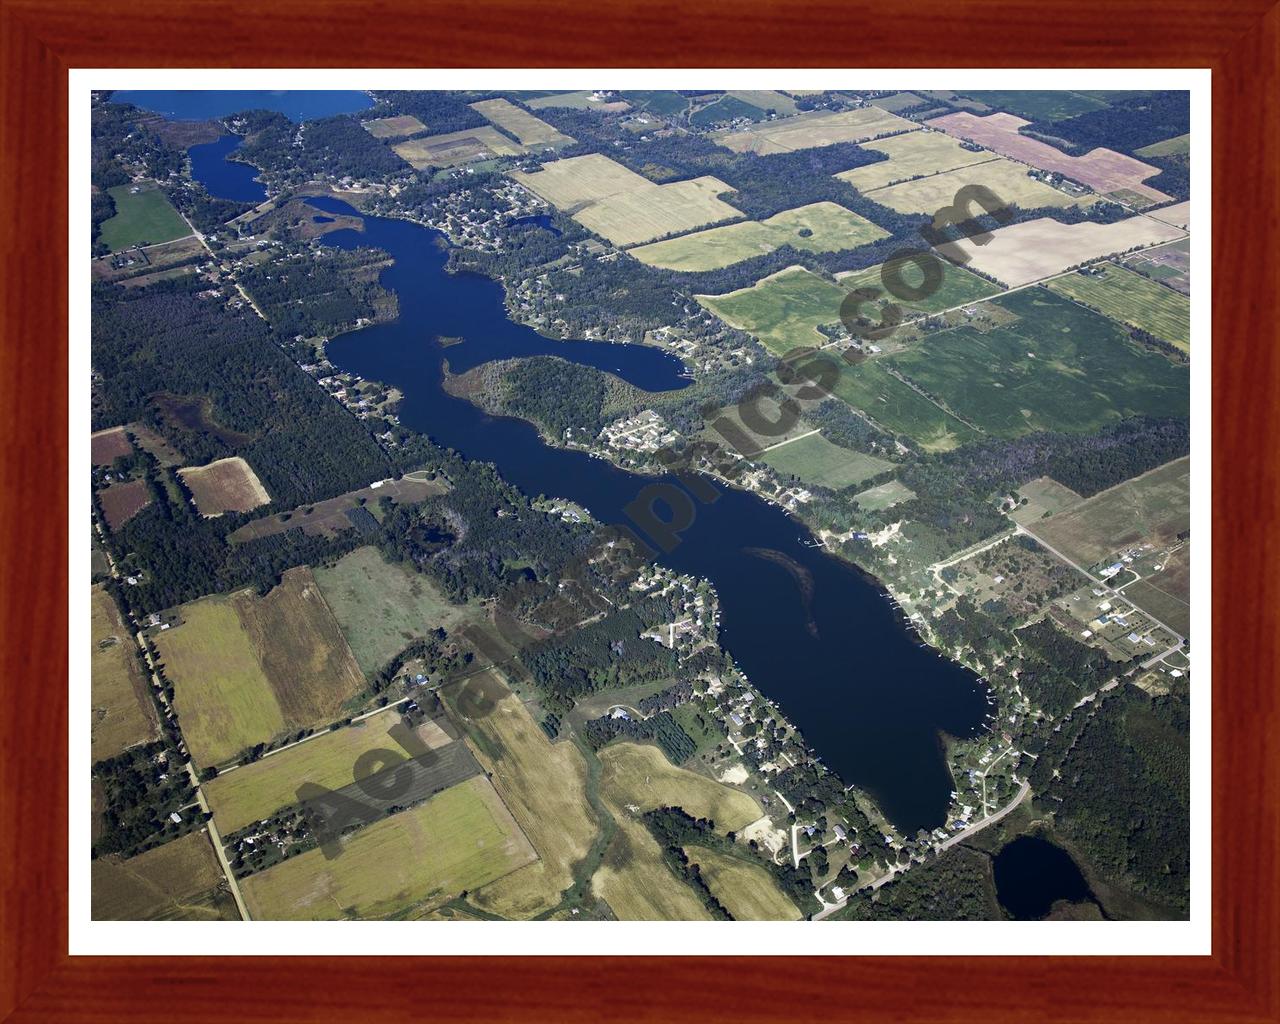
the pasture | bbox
[469,98,575,148]
[696,265,846,354]
[868,92,927,113]
[760,431,895,491]
[713,107,915,155]
[835,258,1000,316]
[313,545,473,677]
[1136,134,1191,158]
[178,456,270,516]
[525,91,631,113]
[392,126,524,170]
[1009,476,1085,525]
[91,585,158,761]
[886,289,1189,437]
[157,569,365,767]
[512,154,743,247]
[1046,264,1190,352]
[831,359,978,452]
[598,742,762,830]
[1122,542,1191,637]
[853,478,917,511]
[154,596,285,767]
[726,90,800,115]
[837,131,995,193]
[864,156,1095,215]
[361,114,427,140]
[955,90,1110,121]
[942,214,1187,288]
[450,681,599,920]
[97,478,151,531]
[685,846,802,920]
[229,567,365,729]
[91,426,133,465]
[1025,457,1190,568]
[926,111,1171,203]
[205,712,458,835]
[241,775,536,920]
[92,830,235,921]
[629,202,887,272]
[98,183,190,252]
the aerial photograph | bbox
[88,86,1192,924]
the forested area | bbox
[236,111,409,185]
[582,710,697,764]
[92,276,394,508]
[368,91,489,135]
[1024,91,1190,158]
[238,247,396,338]
[93,741,201,859]
[837,846,999,920]
[1028,688,1190,915]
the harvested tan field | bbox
[91,426,133,465]
[942,214,1187,288]
[92,830,235,921]
[863,156,1095,214]
[91,584,158,761]
[469,98,575,147]
[1146,200,1191,231]
[925,111,1171,203]
[362,114,427,139]
[837,130,996,192]
[511,154,743,247]
[179,456,270,515]
[714,107,915,155]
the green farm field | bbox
[204,710,454,835]
[1136,134,1191,158]
[241,775,536,920]
[630,202,887,272]
[760,431,895,491]
[1046,264,1190,352]
[314,545,475,677]
[696,266,846,355]
[886,289,1189,438]
[153,597,284,768]
[98,184,190,252]
[836,259,1001,316]
[832,359,978,452]
[954,90,1111,121]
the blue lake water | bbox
[188,136,267,203]
[301,194,991,832]
[993,835,1098,919]
[112,90,373,122]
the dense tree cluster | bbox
[1023,91,1190,158]
[1028,688,1190,914]
[838,846,999,920]
[582,711,697,764]
[92,276,394,508]
[236,111,410,185]
[92,742,200,859]
[238,246,396,338]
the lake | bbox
[301,194,991,833]
[993,834,1097,919]
[188,135,267,203]
[111,90,373,122]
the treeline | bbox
[368,91,489,136]
[643,807,820,917]
[806,398,896,455]
[92,275,394,508]
[502,357,609,437]
[1027,688,1190,915]
[1011,618,1130,718]
[582,710,697,765]
[1023,91,1190,158]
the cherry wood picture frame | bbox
[2,1,1276,1020]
